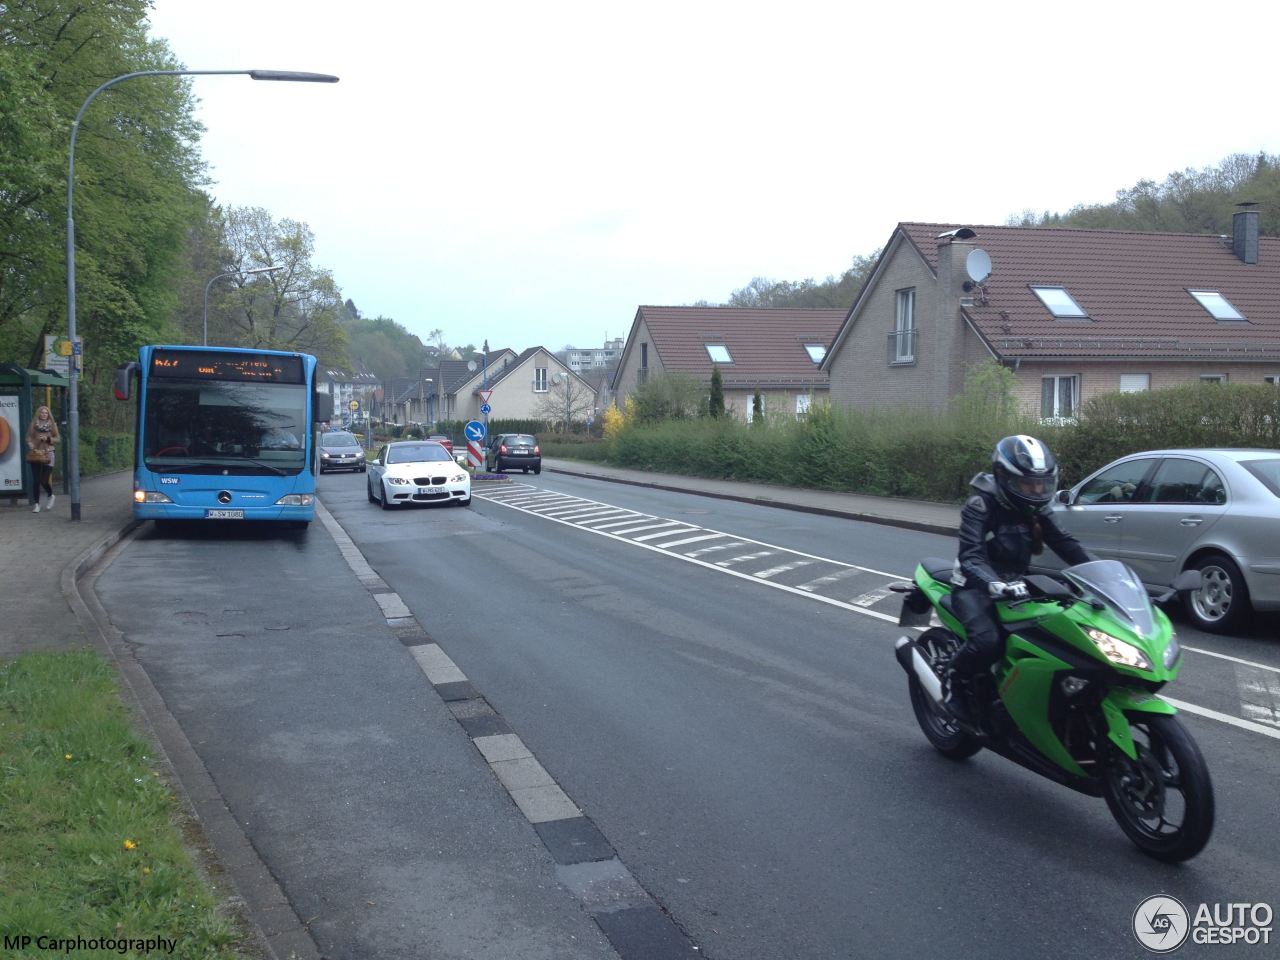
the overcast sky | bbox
[145,0,1278,353]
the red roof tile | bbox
[637,306,846,386]
[900,222,1280,360]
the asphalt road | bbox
[95,469,1280,959]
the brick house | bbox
[822,213,1280,418]
[472,347,596,423]
[611,306,847,421]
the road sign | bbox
[43,335,83,379]
[464,419,486,442]
[478,389,493,404]
[467,439,484,469]
[480,403,492,415]
[349,399,360,411]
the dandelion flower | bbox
[123,839,137,850]
[64,754,73,761]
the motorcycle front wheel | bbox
[907,627,982,760]
[1102,713,1214,862]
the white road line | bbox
[851,587,893,608]
[611,521,682,536]
[535,504,596,516]
[557,507,626,521]
[635,527,701,542]
[797,568,867,592]
[686,541,746,558]
[1185,645,1280,674]
[1236,664,1280,728]
[753,560,815,579]
[653,533,725,550]
[717,551,775,568]
[528,500,586,512]
[1161,695,1280,740]
[591,516,654,530]
[576,512,642,525]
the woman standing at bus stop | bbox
[26,405,59,513]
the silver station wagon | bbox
[1046,448,1280,632]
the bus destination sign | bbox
[150,350,304,384]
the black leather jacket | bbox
[954,473,1092,590]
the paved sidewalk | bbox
[0,470,138,659]
[542,458,962,536]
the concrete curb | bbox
[544,464,960,537]
[64,519,320,960]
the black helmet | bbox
[992,435,1059,515]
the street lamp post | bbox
[65,68,338,521]
[204,265,283,346]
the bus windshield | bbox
[143,378,308,474]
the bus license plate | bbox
[205,509,244,519]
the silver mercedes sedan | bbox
[1046,448,1280,633]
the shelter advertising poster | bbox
[0,395,22,490]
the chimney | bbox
[1233,203,1259,264]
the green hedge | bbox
[77,430,133,477]
[607,384,1280,503]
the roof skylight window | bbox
[804,343,826,363]
[1030,286,1089,318]
[1188,290,1246,321]
[705,344,733,363]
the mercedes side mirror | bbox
[1055,489,1072,506]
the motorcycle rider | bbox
[947,435,1093,726]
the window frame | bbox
[1199,373,1227,385]
[795,393,811,421]
[804,343,827,363]
[894,288,915,363]
[1030,285,1090,319]
[705,344,733,364]
[1040,374,1080,420]
[1187,289,1246,322]
[1119,373,1151,393]
[534,367,548,392]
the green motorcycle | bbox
[892,557,1214,862]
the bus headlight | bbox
[135,490,172,504]
[1086,628,1152,671]
[274,494,314,506]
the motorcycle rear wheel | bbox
[907,627,982,760]
[1102,713,1214,862]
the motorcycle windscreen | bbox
[1062,559,1157,638]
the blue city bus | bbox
[115,345,333,524]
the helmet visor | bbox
[1012,474,1055,498]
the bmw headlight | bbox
[450,473,467,483]
[1164,631,1181,669]
[275,494,314,506]
[1086,628,1152,671]
[386,477,410,485]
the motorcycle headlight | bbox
[1086,628,1152,671]
[1164,631,1181,669]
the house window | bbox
[534,367,548,392]
[795,394,811,420]
[1041,375,1078,419]
[1030,286,1089,319]
[1119,373,1150,393]
[641,343,648,368]
[804,343,826,363]
[1188,290,1245,321]
[894,289,915,363]
[705,344,733,363]
[1200,374,1226,384]
[1266,376,1280,386]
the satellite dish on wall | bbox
[966,248,992,283]
[467,360,478,372]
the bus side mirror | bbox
[114,362,138,400]
[314,390,333,422]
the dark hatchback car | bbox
[486,433,541,474]
[319,431,366,473]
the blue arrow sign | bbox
[464,419,486,442]
[479,403,492,415]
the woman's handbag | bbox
[25,447,49,464]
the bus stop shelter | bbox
[0,364,70,506]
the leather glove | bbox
[989,580,1030,601]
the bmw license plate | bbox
[418,486,442,494]
[205,509,244,519]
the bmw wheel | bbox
[367,479,376,503]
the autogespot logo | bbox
[1134,895,1191,953]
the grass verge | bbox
[0,651,253,958]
